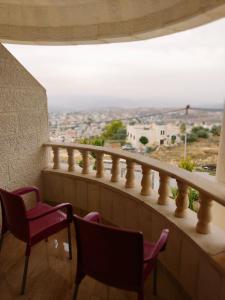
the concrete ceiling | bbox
[0,0,225,45]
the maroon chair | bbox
[0,186,73,295]
[73,212,169,300]
[0,195,7,251]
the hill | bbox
[150,136,219,168]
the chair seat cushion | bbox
[27,203,68,245]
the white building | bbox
[127,123,180,149]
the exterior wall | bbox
[43,170,225,300]
[0,43,48,194]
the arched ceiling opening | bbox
[0,0,225,45]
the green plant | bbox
[93,160,97,171]
[171,187,178,199]
[112,128,127,140]
[180,123,186,135]
[146,146,156,153]
[181,133,198,143]
[139,136,149,146]
[80,137,104,160]
[170,186,199,212]
[78,160,83,168]
[211,125,221,136]
[188,188,199,211]
[196,129,208,138]
[80,137,104,147]
[102,120,125,140]
[191,126,209,138]
[171,135,176,144]
[179,157,195,172]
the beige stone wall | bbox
[0,43,48,192]
[43,170,225,300]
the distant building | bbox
[127,123,180,149]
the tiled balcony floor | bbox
[0,227,157,300]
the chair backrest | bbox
[0,189,29,242]
[74,215,144,291]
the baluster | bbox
[158,173,169,205]
[67,148,75,172]
[111,156,120,182]
[81,150,89,174]
[196,194,212,234]
[174,180,189,217]
[141,165,151,196]
[52,147,60,169]
[96,152,104,178]
[125,160,135,188]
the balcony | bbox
[1,142,225,299]
[38,143,225,298]
[0,143,223,300]
[1,2,225,298]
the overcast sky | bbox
[4,18,225,111]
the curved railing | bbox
[44,142,225,234]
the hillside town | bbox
[49,106,222,145]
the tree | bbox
[112,128,127,140]
[180,123,186,135]
[181,133,198,143]
[139,136,149,146]
[191,126,209,138]
[171,135,176,144]
[192,126,209,134]
[211,125,221,136]
[102,120,126,140]
[196,129,208,138]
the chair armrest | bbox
[27,203,73,221]
[144,256,154,263]
[83,212,101,223]
[12,186,41,203]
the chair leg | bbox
[153,261,158,296]
[20,255,30,295]
[138,289,144,300]
[68,224,72,260]
[72,284,79,300]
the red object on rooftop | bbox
[73,212,169,300]
[0,186,73,295]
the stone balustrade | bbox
[44,142,225,235]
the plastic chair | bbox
[73,212,169,300]
[0,186,73,295]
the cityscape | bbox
[49,106,222,167]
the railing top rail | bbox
[44,142,225,206]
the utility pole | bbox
[184,105,190,159]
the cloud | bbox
[4,18,225,110]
